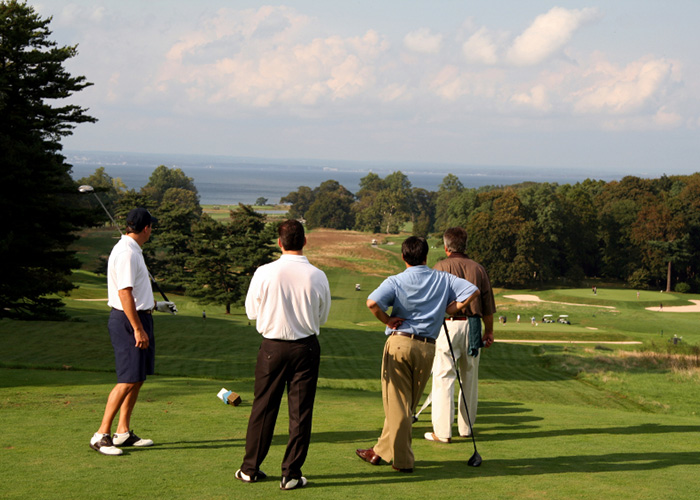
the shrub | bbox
[674,282,691,293]
[627,269,650,289]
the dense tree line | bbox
[282,172,700,291]
[76,166,278,314]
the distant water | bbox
[67,150,622,205]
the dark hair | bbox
[443,227,467,253]
[402,236,429,266]
[279,219,305,251]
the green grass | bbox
[1,230,699,499]
[201,204,290,222]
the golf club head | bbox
[78,184,94,193]
[468,451,482,467]
[411,415,418,423]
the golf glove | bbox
[156,301,178,315]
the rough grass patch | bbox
[305,229,402,274]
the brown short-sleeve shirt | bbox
[433,253,496,318]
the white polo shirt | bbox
[245,254,331,340]
[107,235,154,311]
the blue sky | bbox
[35,1,700,176]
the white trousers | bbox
[430,319,480,439]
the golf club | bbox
[78,184,172,304]
[412,392,432,423]
[442,319,482,467]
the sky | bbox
[32,0,700,176]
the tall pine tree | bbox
[186,206,277,314]
[0,1,96,319]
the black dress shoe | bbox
[356,447,382,465]
[392,465,413,473]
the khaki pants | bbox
[373,334,434,469]
[431,319,480,439]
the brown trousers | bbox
[373,334,435,469]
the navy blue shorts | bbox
[108,309,155,383]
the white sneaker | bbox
[112,430,153,447]
[424,432,451,443]
[280,476,307,490]
[90,433,123,456]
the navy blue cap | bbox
[126,207,158,232]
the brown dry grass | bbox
[582,347,700,376]
[304,229,402,275]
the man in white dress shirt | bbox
[235,220,331,491]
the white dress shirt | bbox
[107,235,153,311]
[245,254,331,340]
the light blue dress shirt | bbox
[367,265,478,339]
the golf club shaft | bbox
[92,193,122,235]
[415,392,432,418]
[442,320,479,453]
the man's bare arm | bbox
[367,299,404,330]
[445,289,480,316]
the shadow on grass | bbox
[140,438,245,451]
[308,451,700,487]
[478,422,700,442]
[439,450,700,476]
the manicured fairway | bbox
[1,229,698,499]
[1,366,698,500]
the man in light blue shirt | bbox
[356,236,479,473]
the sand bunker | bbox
[503,294,616,309]
[505,294,700,313]
[496,340,642,344]
[645,299,700,313]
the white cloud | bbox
[462,27,499,65]
[378,83,409,102]
[654,107,682,127]
[506,7,599,66]
[511,84,551,111]
[404,28,443,54]
[429,65,466,101]
[151,7,388,108]
[573,58,677,114]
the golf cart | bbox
[542,314,555,323]
[557,315,571,325]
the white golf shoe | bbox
[90,433,123,456]
[112,430,153,447]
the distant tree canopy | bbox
[280,172,700,291]
[0,0,96,320]
[141,165,198,205]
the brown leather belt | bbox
[112,308,152,315]
[390,331,436,344]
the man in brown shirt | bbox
[424,227,496,443]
